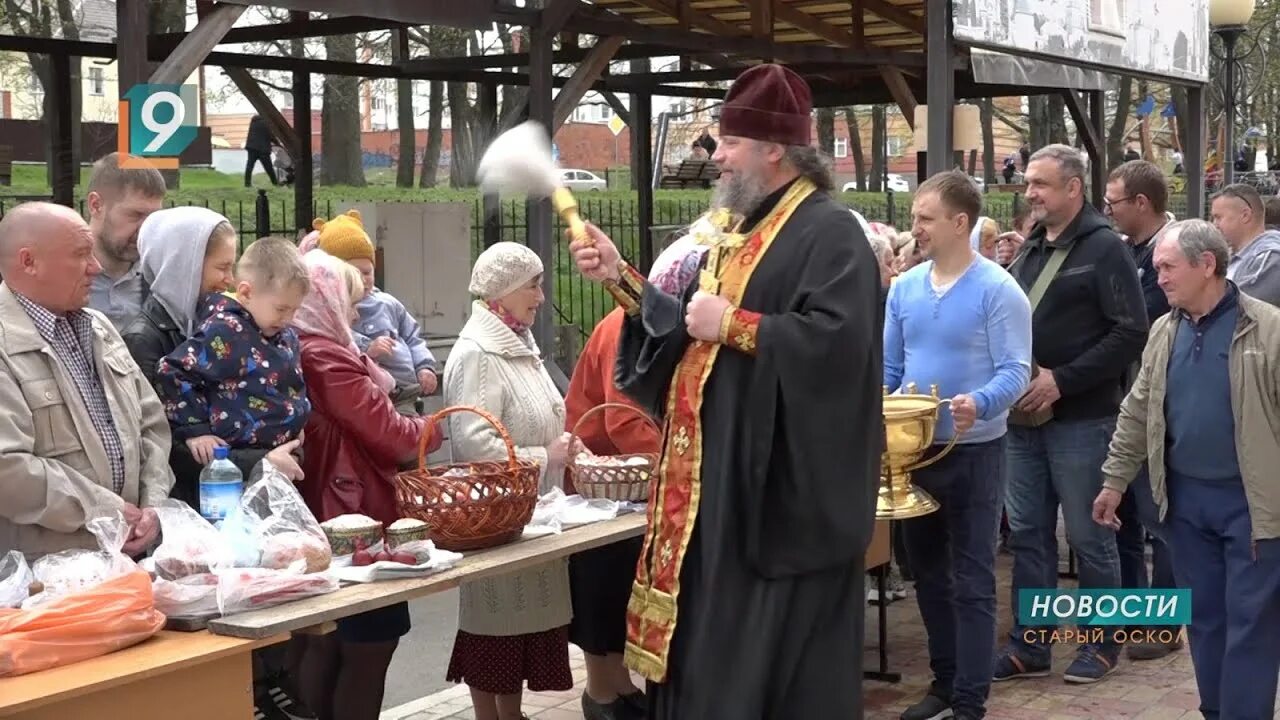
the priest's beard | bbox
[711,168,770,219]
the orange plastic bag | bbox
[0,570,165,677]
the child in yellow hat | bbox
[313,210,438,414]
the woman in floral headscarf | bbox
[443,241,575,720]
[291,250,438,720]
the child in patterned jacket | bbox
[157,237,313,465]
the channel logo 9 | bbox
[118,84,198,169]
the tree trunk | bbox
[870,105,886,193]
[420,79,444,188]
[844,106,866,191]
[1107,77,1134,170]
[816,107,835,155]
[1030,95,1070,150]
[448,81,477,188]
[395,76,416,188]
[980,98,996,183]
[321,34,366,186]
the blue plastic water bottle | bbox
[199,446,243,523]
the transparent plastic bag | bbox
[0,570,164,677]
[214,567,338,616]
[144,500,234,580]
[0,552,33,609]
[220,462,330,573]
[24,514,137,608]
[152,573,220,619]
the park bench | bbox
[659,159,719,189]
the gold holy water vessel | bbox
[878,383,961,519]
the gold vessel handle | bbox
[902,398,963,473]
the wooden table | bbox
[210,513,651,639]
[0,630,287,719]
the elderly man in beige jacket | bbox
[1093,219,1280,720]
[0,202,174,560]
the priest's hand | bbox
[1091,488,1123,531]
[569,223,621,283]
[950,394,978,435]
[1015,370,1060,414]
[686,291,730,342]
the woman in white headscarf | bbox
[123,208,302,495]
[443,241,576,720]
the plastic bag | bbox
[0,552,33,609]
[221,462,331,573]
[24,514,137,608]
[144,500,234,580]
[152,573,220,619]
[214,567,338,616]
[0,570,165,677]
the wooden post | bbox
[481,83,501,248]
[633,93,655,271]
[924,0,953,177]
[1089,90,1106,209]
[1185,85,1206,218]
[528,24,556,356]
[291,10,313,234]
[49,52,75,207]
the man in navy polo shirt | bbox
[1095,220,1280,720]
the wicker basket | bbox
[567,402,660,503]
[393,405,540,552]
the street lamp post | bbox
[1210,0,1257,186]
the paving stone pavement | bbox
[382,552,1264,720]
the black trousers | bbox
[245,149,278,186]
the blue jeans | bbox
[1005,417,1121,659]
[1167,474,1280,720]
[902,438,1006,718]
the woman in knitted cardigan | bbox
[444,242,575,720]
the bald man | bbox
[0,202,174,560]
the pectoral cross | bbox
[697,211,746,295]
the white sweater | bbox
[443,301,572,636]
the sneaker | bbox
[267,684,315,720]
[900,690,953,720]
[886,565,909,600]
[1063,646,1119,684]
[253,695,292,720]
[1126,633,1184,661]
[992,646,1051,682]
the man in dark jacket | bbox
[994,144,1148,685]
[1103,160,1183,661]
[244,115,279,188]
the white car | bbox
[559,169,607,191]
[842,174,910,193]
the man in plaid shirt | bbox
[0,202,174,560]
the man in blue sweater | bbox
[886,170,1033,720]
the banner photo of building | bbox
[952,0,1210,84]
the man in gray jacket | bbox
[0,202,174,560]
[1093,220,1280,720]
[1210,183,1280,305]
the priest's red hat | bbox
[718,64,813,147]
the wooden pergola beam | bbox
[398,42,690,73]
[600,90,633,125]
[217,0,537,30]
[150,3,248,85]
[861,0,924,36]
[771,2,858,47]
[223,67,301,152]
[152,16,408,52]
[879,65,917,130]
[751,0,774,62]
[627,0,746,36]
[553,36,626,130]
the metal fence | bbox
[0,188,1208,337]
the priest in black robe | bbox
[568,64,883,719]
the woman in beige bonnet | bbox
[443,242,576,720]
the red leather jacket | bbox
[297,334,439,525]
